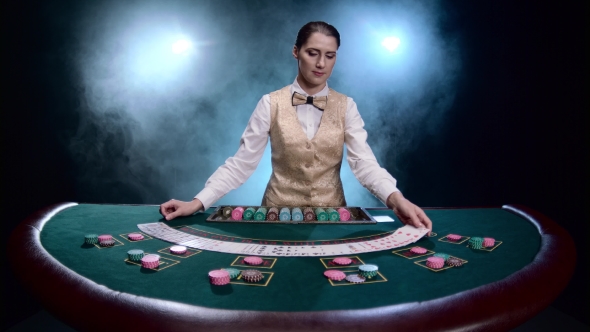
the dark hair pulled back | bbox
[295,21,341,49]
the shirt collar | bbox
[290,77,329,97]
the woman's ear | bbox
[292,46,299,59]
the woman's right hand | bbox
[159,198,203,221]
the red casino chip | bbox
[447,234,462,241]
[483,237,495,247]
[208,269,231,285]
[244,256,263,265]
[127,233,144,241]
[410,247,427,254]
[324,270,346,281]
[426,257,445,269]
[332,257,352,266]
[98,234,113,242]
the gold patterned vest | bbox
[261,85,348,207]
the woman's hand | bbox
[386,192,432,231]
[159,198,203,221]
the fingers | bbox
[415,208,433,231]
[165,209,182,221]
[159,200,178,219]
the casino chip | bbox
[170,245,187,255]
[410,247,427,255]
[315,208,328,221]
[332,257,352,266]
[127,249,144,261]
[279,207,291,221]
[447,234,462,241]
[337,208,350,221]
[222,268,241,279]
[243,207,256,220]
[241,269,264,283]
[84,234,98,245]
[222,206,233,218]
[426,257,445,269]
[208,269,231,285]
[433,253,450,261]
[267,207,279,221]
[244,256,263,265]
[99,239,115,247]
[446,257,464,267]
[141,254,160,269]
[358,264,379,278]
[128,233,144,241]
[468,237,484,249]
[98,234,113,243]
[345,274,366,284]
[231,207,244,220]
[326,208,340,221]
[483,237,495,248]
[324,270,346,281]
[291,207,303,221]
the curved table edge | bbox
[8,203,576,332]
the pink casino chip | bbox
[141,254,160,269]
[128,233,144,241]
[170,245,187,255]
[244,256,263,265]
[208,269,231,285]
[98,234,113,242]
[333,257,352,266]
[447,234,462,241]
[337,208,351,221]
[231,207,244,220]
[410,247,427,255]
[324,270,346,281]
[426,257,445,269]
[483,237,495,247]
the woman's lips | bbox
[312,71,324,77]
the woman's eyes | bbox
[307,52,335,59]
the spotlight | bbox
[172,39,192,54]
[381,37,401,52]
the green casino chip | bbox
[254,207,268,221]
[433,253,451,261]
[127,249,144,261]
[315,208,328,221]
[84,234,98,245]
[222,268,241,279]
[243,207,256,220]
[468,237,484,249]
[326,208,340,221]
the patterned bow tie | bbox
[291,92,328,111]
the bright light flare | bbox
[381,36,401,52]
[172,39,192,54]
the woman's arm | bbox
[160,95,271,220]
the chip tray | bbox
[206,206,377,224]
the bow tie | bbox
[291,92,328,110]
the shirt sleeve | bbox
[344,97,400,204]
[194,95,271,210]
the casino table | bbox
[9,203,575,332]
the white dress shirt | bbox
[195,79,399,210]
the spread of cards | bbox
[137,222,430,257]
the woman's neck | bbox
[296,75,326,96]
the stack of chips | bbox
[468,237,484,249]
[231,207,244,220]
[303,208,315,221]
[254,207,268,221]
[98,234,114,247]
[426,257,445,269]
[241,270,264,283]
[84,234,98,245]
[483,237,495,248]
[291,208,303,221]
[337,208,350,221]
[433,253,451,261]
[243,207,256,220]
[244,256,263,265]
[447,234,462,241]
[127,249,144,261]
[326,208,340,221]
[222,206,233,218]
[267,207,279,221]
[315,208,328,221]
[446,257,464,267]
[333,257,352,266]
[170,246,187,255]
[141,254,160,269]
[279,207,291,221]
[128,233,144,241]
[410,247,427,255]
[358,264,379,278]
[345,275,365,284]
[324,270,346,281]
[208,269,231,285]
[222,268,241,280]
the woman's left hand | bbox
[386,191,432,232]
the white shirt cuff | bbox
[375,181,400,205]
[194,187,218,211]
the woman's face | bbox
[293,32,338,95]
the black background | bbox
[2,0,587,330]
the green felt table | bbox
[9,203,576,332]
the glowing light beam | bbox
[381,36,401,52]
[172,39,192,54]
